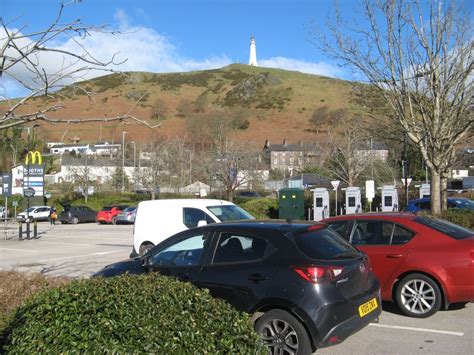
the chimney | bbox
[264,139,270,147]
[283,138,288,146]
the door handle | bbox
[248,274,268,282]
[386,254,404,258]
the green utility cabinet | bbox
[278,188,305,220]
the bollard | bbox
[34,221,38,238]
[26,221,30,240]
[18,221,23,240]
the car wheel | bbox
[72,216,79,225]
[139,242,154,256]
[255,309,312,355]
[395,273,442,318]
[112,217,117,225]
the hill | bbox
[21,64,372,147]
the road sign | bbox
[365,180,375,199]
[401,178,413,187]
[331,180,341,190]
[45,192,52,199]
[24,187,35,198]
[1,173,12,196]
[12,200,18,207]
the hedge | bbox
[1,274,263,354]
[240,198,279,219]
[440,209,474,229]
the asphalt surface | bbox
[0,221,472,354]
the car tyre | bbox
[395,273,442,318]
[255,309,312,355]
[72,216,79,225]
[139,242,154,256]
[112,217,117,225]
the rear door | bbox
[350,220,415,291]
[196,229,276,312]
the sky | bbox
[0,0,472,97]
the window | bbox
[348,197,356,207]
[183,208,214,228]
[351,221,393,245]
[315,197,323,208]
[413,217,473,240]
[294,228,360,260]
[327,221,350,240]
[151,234,207,266]
[391,225,415,245]
[384,196,393,207]
[213,233,270,264]
[207,205,254,222]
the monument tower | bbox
[249,36,258,66]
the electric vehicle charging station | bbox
[381,185,399,212]
[419,184,430,198]
[344,187,361,214]
[312,188,329,221]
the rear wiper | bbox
[332,252,364,259]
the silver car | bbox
[115,206,137,225]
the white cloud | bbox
[259,57,344,78]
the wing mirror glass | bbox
[197,220,207,227]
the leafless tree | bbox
[0,1,159,130]
[324,121,377,186]
[68,156,94,203]
[316,0,473,214]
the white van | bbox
[132,199,254,256]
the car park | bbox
[115,206,137,225]
[96,205,129,224]
[322,213,474,318]
[59,204,98,224]
[95,220,381,353]
[133,199,254,256]
[406,197,474,213]
[16,206,50,222]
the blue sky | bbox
[1,0,471,97]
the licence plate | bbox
[358,298,378,317]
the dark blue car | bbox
[406,197,474,213]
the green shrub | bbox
[440,209,474,229]
[240,198,279,219]
[1,274,262,354]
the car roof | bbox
[323,212,417,222]
[138,199,235,208]
[199,219,325,232]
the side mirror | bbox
[142,256,152,269]
[197,220,207,227]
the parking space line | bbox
[0,247,38,253]
[38,250,129,262]
[370,323,464,336]
[35,241,94,247]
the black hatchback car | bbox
[95,220,381,353]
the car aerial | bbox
[95,220,381,353]
[406,197,474,213]
[96,205,129,224]
[59,204,98,224]
[133,199,254,256]
[16,206,50,222]
[322,213,474,318]
[115,206,137,225]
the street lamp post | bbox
[122,131,127,192]
[130,141,136,190]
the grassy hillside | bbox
[18,64,372,147]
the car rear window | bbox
[413,216,473,240]
[293,228,362,260]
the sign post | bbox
[365,180,375,212]
[331,180,341,216]
[23,151,44,239]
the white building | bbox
[249,36,258,66]
[49,141,121,156]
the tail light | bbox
[292,266,344,284]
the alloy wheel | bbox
[400,279,436,315]
[260,318,299,355]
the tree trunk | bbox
[151,189,156,200]
[441,173,448,211]
[227,189,233,202]
[430,169,441,215]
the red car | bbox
[96,205,129,224]
[322,213,474,318]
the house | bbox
[263,139,323,172]
[355,141,389,162]
[265,173,332,191]
[48,141,121,156]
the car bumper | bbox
[309,283,382,349]
[446,284,474,303]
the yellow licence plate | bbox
[358,298,378,317]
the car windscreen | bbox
[102,207,113,211]
[123,207,136,212]
[413,216,473,239]
[207,205,254,222]
[293,228,363,260]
